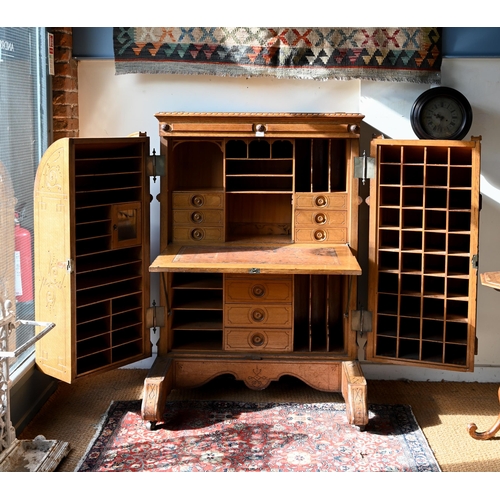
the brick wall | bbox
[51,27,79,141]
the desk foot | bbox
[341,361,368,428]
[468,387,500,440]
[141,355,173,430]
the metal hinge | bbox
[66,259,74,273]
[351,308,372,335]
[146,149,166,183]
[472,254,479,269]
[354,151,376,185]
[146,300,166,333]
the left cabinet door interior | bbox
[34,137,151,383]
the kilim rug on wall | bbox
[113,27,441,83]
[75,400,440,472]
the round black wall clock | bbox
[410,86,473,140]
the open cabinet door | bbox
[34,136,152,383]
[34,138,74,383]
[366,137,481,371]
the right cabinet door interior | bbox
[367,138,481,371]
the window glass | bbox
[0,27,50,371]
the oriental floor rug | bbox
[75,400,440,472]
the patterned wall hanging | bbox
[113,27,442,84]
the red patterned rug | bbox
[75,400,440,472]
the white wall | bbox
[78,58,500,382]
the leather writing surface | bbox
[173,245,340,266]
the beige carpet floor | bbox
[18,368,500,472]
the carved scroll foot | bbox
[468,387,500,440]
[341,360,368,429]
[141,355,173,430]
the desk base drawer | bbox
[225,305,292,327]
[224,328,293,351]
[225,277,293,303]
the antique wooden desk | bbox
[33,113,482,432]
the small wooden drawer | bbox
[294,210,347,227]
[224,328,293,351]
[172,209,223,226]
[294,193,347,210]
[294,227,347,243]
[172,191,224,209]
[173,226,224,242]
[224,276,292,303]
[225,305,292,328]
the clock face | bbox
[421,97,464,139]
[410,87,473,140]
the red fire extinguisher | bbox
[15,209,33,303]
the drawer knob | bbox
[250,333,265,346]
[255,124,267,133]
[251,308,265,322]
[251,285,266,298]
[314,229,327,241]
[315,195,327,207]
[191,195,204,207]
[191,228,205,240]
[191,211,203,223]
[314,212,326,224]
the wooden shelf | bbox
[172,311,223,330]
[77,250,141,274]
[171,273,223,289]
[172,291,223,310]
[76,264,142,291]
[171,331,223,351]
